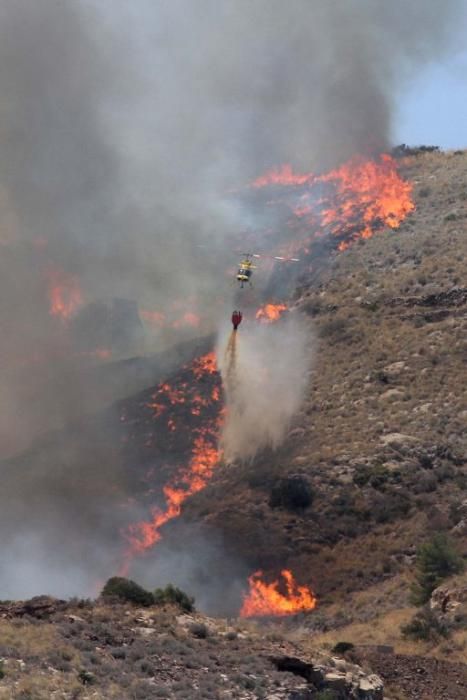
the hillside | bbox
[1,149,467,698]
[187,148,467,582]
[0,594,393,700]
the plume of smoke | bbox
[218,313,312,463]
[0,0,464,454]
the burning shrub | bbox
[410,534,464,606]
[153,584,195,613]
[269,474,314,512]
[100,577,154,607]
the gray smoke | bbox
[0,0,464,599]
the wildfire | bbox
[252,164,315,188]
[255,303,288,323]
[47,267,83,321]
[140,309,201,330]
[192,351,218,378]
[125,430,220,553]
[251,153,414,252]
[122,351,223,564]
[240,569,316,618]
[172,312,201,329]
[320,154,415,250]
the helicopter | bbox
[236,252,299,288]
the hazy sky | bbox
[395,49,467,149]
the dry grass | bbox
[0,619,67,657]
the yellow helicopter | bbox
[236,254,257,287]
[236,252,299,288]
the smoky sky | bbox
[0,0,465,597]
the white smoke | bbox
[217,312,312,463]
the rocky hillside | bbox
[186,149,467,587]
[0,595,385,700]
[180,149,467,694]
[1,150,467,699]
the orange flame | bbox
[122,351,222,565]
[172,312,201,329]
[252,164,315,188]
[240,569,316,618]
[140,309,201,330]
[251,154,414,251]
[320,154,415,247]
[47,268,83,321]
[125,431,220,553]
[255,303,288,323]
[192,351,218,378]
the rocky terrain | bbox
[1,149,467,698]
[0,596,385,699]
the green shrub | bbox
[313,691,339,700]
[401,607,448,641]
[353,465,391,490]
[269,474,314,511]
[78,670,96,685]
[153,584,194,613]
[101,577,154,607]
[189,622,209,639]
[410,534,464,606]
[332,641,355,655]
[0,661,4,680]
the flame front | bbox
[125,431,220,553]
[240,569,316,618]
[122,351,222,566]
[251,153,414,252]
[255,303,288,323]
[47,267,83,321]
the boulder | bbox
[379,389,404,402]
[380,433,420,449]
[430,577,467,625]
[358,674,384,699]
[383,361,407,379]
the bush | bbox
[101,577,154,607]
[320,318,352,343]
[78,670,96,686]
[401,607,448,641]
[332,641,355,655]
[269,474,314,511]
[313,691,339,700]
[189,622,209,639]
[410,534,464,606]
[153,584,195,613]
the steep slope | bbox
[181,148,467,613]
